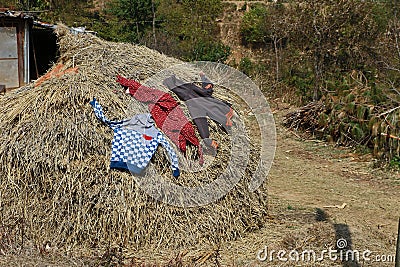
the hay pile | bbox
[0,25,268,255]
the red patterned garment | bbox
[116,75,204,165]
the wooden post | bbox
[396,217,400,267]
[0,84,5,94]
[151,0,157,48]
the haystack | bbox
[0,25,268,255]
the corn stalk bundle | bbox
[282,101,327,134]
[0,25,268,256]
[283,82,400,163]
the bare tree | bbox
[290,0,379,100]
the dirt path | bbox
[220,106,400,266]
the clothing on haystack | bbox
[90,98,180,177]
[163,74,234,154]
[116,75,204,165]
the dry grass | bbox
[0,25,268,264]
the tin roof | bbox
[0,10,96,33]
[0,10,36,20]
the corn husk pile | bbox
[0,25,268,258]
[283,82,400,163]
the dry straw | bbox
[0,25,268,256]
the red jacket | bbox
[116,75,203,165]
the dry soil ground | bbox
[217,104,400,266]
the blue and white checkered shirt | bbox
[90,98,180,177]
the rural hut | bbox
[0,9,58,91]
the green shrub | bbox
[239,57,253,76]
[190,41,231,63]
